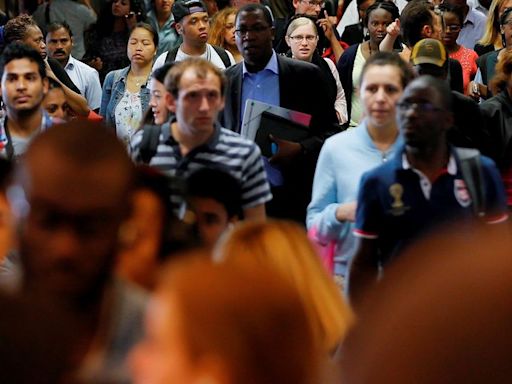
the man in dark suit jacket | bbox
[221,3,338,223]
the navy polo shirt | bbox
[353,146,508,265]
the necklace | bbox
[129,72,150,88]
[368,41,378,56]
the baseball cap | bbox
[410,38,447,68]
[172,0,208,23]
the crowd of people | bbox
[0,0,511,382]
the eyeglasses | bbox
[396,101,443,113]
[501,19,512,27]
[234,25,270,36]
[300,0,325,8]
[288,34,318,42]
[445,24,461,32]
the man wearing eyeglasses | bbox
[221,3,337,223]
[348,76,508,306]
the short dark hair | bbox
[3,14,38,44]
[236,3,274,27]
[186,168,242,219]
[131,21,159,48]
[400,0,436,47]
[360,51,415,89]
[409,75,453,111]
[439,2,464,25]
[46,21,73,38]
[0,42,46,80]
[364,0,400,28]
[152,62,174,84]
[165,57,226,98]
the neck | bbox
[171,122,214,156]
[130,62,153,76]
[7,108,44,137]
[181,41,207,56]
[445,43,459,53]
[406,140,449,180]
[244,52,272,73]
[367,121,399,151]
[368,40,379,54]
[55,55,70,67]
[157,10,171,24]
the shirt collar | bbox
[464,8,478,26]
[64,55,75,70]
[242,50,279,77]
[402,151,457,175]
[165,117,221,150]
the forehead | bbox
[2,58,40,76]
[236,9,268,25]
[368,7,393,20]
[48,27,71,39]
[130,27,154,39]
[45,88,67,103]
[363,64,402,86]
[183,11,209,22]
[22,149,129,213]
[291,23,316,35]
[402,80,441,102]
[178,68,221,92]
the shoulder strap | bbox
[165,47,180,64]
[211,45,232,68]
[455,147,486,217]
[139,125,161,164]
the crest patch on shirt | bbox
[454,179,471,207]
[388,183,409,216]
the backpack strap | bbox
[455,147,486,217]
[211,45,232,68]
[139,125,162,164]
[164,47,180,64]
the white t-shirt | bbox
[152,43,235,72]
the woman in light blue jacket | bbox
[307,52,414,288]
[100,22,158,148]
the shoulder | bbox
[225,62,243,78]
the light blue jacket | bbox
[100,66,150,131]
[306,121,404,278]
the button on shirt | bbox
[240,50,280,125]
[64,55,102,111]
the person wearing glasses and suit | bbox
[221,3,338,224]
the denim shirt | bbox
[100,66,150,131]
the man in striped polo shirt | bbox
[132,57,271,220]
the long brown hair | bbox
[208,7,237,48]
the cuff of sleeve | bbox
[353,229,378,239]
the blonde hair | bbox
[286,16,318,37]
[214,220,354,353]
[478,0,510,47]
[208,7,237,48]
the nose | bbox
[199,95,210,112]
[375,86,387,101]
[16,77,27,90]
[51,227,81,261]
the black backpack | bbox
[164,45,232,68]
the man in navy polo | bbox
[348,76,508,305]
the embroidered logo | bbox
[388,183,409,216]
[454,179,471,207]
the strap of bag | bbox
[164,47,180,64]
[456,147,486,217]
[211,45,232,68]
[139,125,161,164]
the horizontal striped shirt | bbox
[131,123,272,213]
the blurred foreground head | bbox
[215,219,354,354]
[131,256,320,384]
[9,120,135,305]
[340,224,512,383]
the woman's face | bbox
[44,88,70,121]
[360,64,403,129]
[127,27,157,65]
[130,294,201,384]
[112,0,130,17]
[442,11,462,48]
[149,79,169,125]
[498,0,512,18]
[367,8,393,45]
[224,13,237,47]
[500,12,512,47]
[287,23,318,62]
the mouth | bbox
[199,32,208,39]
[15,96,30,103]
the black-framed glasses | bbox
[234,25,271,36]
[396,101,443,113]
[300,0,325,7]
